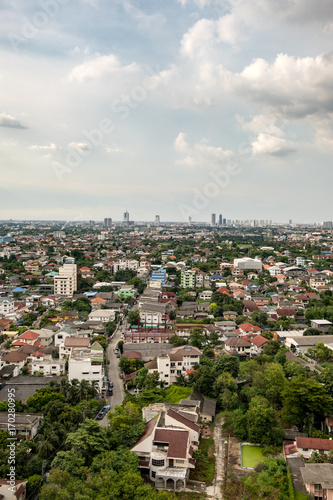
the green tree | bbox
[127,310,140,325]
[246,396,284,446]
[282,376,333,428]
[66,419,109,465]
[108,402,145,448]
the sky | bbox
[1,0,333,223]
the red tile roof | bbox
[296,436,333,451]
[19,330,39,340]
[154,428,189,459]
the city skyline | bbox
[1,1,333,222]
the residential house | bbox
[0,297,14,316]
[224,337,252,357]
[145,346,202,386]
[310,319,333,333]
[59,337,91,359]
[295,436,333,459]
[68,342,104,391]
[0,412,42,439]
[131,402,201,491]
[140,303,168,326]
[300,463,333,500]
[0,480,27,500]
[88,309,116,323]
[237,323,262,336]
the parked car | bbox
[96,411,105,420]
[102,405,111,413]
[109,382,113,389]
[116,353,120,358]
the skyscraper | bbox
[104,218,112,228]
[155,215,160,226]
[211,213,216,226]
[218,214,222,226]
[123,211,129,224]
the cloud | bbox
[68,142,90,151]
[68,54,139,83]
[181,18,215,58]
[251,133,296,156]
[174,132,189,153]
[174,133,233,166]
[105,146,123,153]
[29,143,58,151]
[0,113,27,129]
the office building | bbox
[211,213,216,226]
[54,263,77,297]
[218,214,222,226]
[223,218,226,225]
[104,217,112,228]
[323,221,333,229]
[155,215,160,226]
[151,268,167,287]
[123,211,129,224]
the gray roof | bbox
[288,335,333,346]
[300,463,333,488]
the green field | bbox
[241,444,264,469]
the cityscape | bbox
[1,0,333,499]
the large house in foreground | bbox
[131,401,201,491]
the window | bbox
[151,471,156,478]
[82,372,89,375]
[152,459,165,467]
[176,459,184,464]
[171,370,175,374]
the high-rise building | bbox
[123,211,129,224]
[323,221,333,229]
[223,218,226,226]
[54,263,77,297]
[211,213,216,226]
[155,215,160,226]
[289,219,292,225]
[188,216,192,225]
[218,214,222,226]
[104,218,112,228]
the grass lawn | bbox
[241,444,264,469]
[164,386,193,404]
[190,437,215,483]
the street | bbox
[99,324,125,427]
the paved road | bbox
[207,416,225,499]
[99,324,125,427]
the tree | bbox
[108,402,145,448]
[282,376,333,428]
[127,310,140,325]
[246,396,284,446]
[214,354,239,378]
[92,335,107,350]
[304,328,322,336]
[105,320,117,336]
[168,335,187,347]
[188,328,205,349]
[66,419,109,465]
[263,363,286,408]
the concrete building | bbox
[233,257,263,273]
[155,215,160,226]
[68,342,104,391]
[180,270,196,289]
[0,297,15,316]
[211,213,216,226]
[152,269,167,287]
[145,345,202,385]
[88,309,116,323]
[0,412,42,439]
[54,263,77,297]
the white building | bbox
[296,256,306,267]
[68,342,104,391]
[113,259,139,272]
[54,263,77,297]
[0,298,14,316]
[233,258,262,273]
[88,309,116,323]
[131,402,201,491]
[146,346,202,386]
[59,337,91,359]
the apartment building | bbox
[0,297,14,315]
[68,342,104,391]
[145,346,202,385]
[54,263,77,297]
[180,270,196,289]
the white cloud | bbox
[0,112,27,129]
[105,146,123,153]
[174,133,233,166]
[29,143,58,151]
[68,142,90,151]
[68,54,139,83]
[251,133,295,156]
[180,18,215,58]
[174,132,189,153]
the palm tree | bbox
[89,380,99,398]
[59,378,70,401]
[78,379,90,401]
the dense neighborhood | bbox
[1,220,333,499]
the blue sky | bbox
[1,0,333,223]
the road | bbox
[99,324,125,427]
